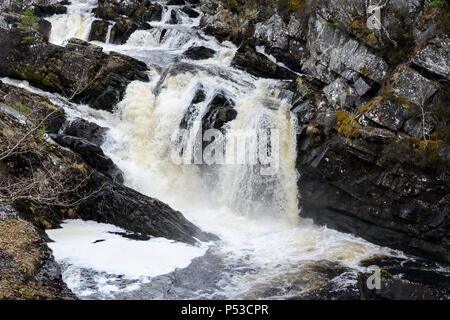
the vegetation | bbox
[19,8,39,44]
[379,136,448,171]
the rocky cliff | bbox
[0,0,449,299]
[199,0,450,264]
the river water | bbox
[8,0,447,299]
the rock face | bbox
[200,0,450,264]
[77,173,218,245]
[0,207,76,300]
[95,0,163,23]
[62,118,108,146]
[0,80,218,298]
[231,43,297,80]
[49,134,124,184]
[0,31,149,111]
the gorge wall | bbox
[199,0,450,264]
[0,0,449,299]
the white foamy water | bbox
[47,220,208,279]
[37,0,415,299]
[47,0,97,45]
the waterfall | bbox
[39,0,406,300]
[48,0,96,45]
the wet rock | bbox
[180,86,206,129]
[0,31,149,111]
[183,46,216,60]
[181,6,200,19]
[88,20,111,43]
[323,78,357,110]
[34,3,67,17]
[391,66,439,106]
[168,10,179,25]
[202,91,237,131]
[358,270,434,300]
[110,18,146,45]
[49,133,124,184]
[62,118,108,146]
[96,0,162,23]
[168,0,186,5]
[77,172,218,246]
[297,130,450,264]
[231,43,297,80]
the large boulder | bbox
[412,43,450,80]
[358,270,434,300]
[77,172,218,245]
[62,118,108,146]
[0,30,149,111]
[231,43,297,80]
[88,20,112,43]
[49,133,124,184]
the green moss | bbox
[336,110,362,138]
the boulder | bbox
[391,66,439,106]
[183,46,216,60]
[231,43,297,80]
[361,97,407,131]
[181,6,200,18]
[95,0,162,23]
[358,270,434,300]
[412,43,450,80]
[88,20,111,43]
[77,172,218,245]
[202,91,237,131]
[49,133,124,184]
[62,118,108,146]
[110,18,150,45]
[0,31,149,111]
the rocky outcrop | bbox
[95,0,163,23]
[0,29,149,111]
[62,118,108,146]
[88,20,111,43]
[77,172,218,245]
[183,46,216,60]
[232,43,297,80]
[49,134,124,184]
[199,0,450,264]
[358,270,434,300]
[92,0,161,44]
[0,206,76,300]
[0,80,218,300]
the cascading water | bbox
[16,0,422,299]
